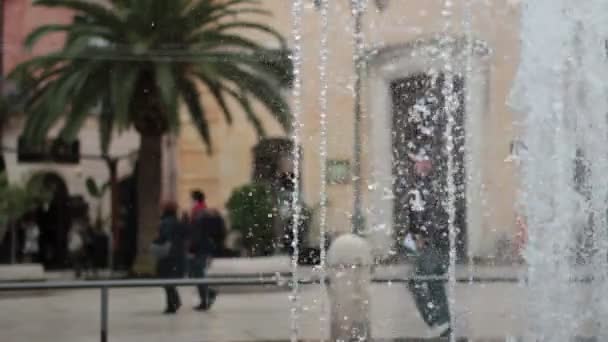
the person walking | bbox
[190,190,207,220]
[68,215,90,279]
[21,213,40,263]
[406,157,452,338]
[154,202,187,314]
[189,208,218,311]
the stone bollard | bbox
[327,234,373,341]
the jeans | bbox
[407,246,451,327]
[164,286,181,310]
[189,255,216,306]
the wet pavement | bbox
[0,282,525,341]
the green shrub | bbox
[0,172,50,226]
[226,183,275,256]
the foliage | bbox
[0,173,50,226]
[226,183,275,256]
[11,0,293,153]
[86,177,110,199]
[85,177,110,231]
[12,0,292,271]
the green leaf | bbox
[183,0,263,25]
[155,63,179,131]
[188,31,266,51]
[27,66,92,141]
[60,66,107,141]
[86,177,101,198]
[236,90,266,137]
[197,50,293,87]
[110,64,138,130]
[25,24,73,50]
[13,0,290,162]
[99,93,114,155]
[34,0,124,30]
[215,21,286,48]
[215,63,291,131]
[25,23,112,51]
[178,77,211,152]
[193,73,233,124]
[101,181,111,195]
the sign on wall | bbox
[327,159,351,184]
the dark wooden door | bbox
[391,72,467,260]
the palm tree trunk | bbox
[132,134,162,275]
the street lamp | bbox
[314,0,388,234]
[351,0,365,235]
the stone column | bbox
[327,233,373,341]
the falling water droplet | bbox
[290,1,304,341]
[317,0,331,340]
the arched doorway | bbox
[33,172,71,269]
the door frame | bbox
[364,36,491,260]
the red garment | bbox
[191,201,207,220]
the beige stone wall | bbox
[176,1,523,258]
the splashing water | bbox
[463,0,475,287]
[438,1,459,341]
[317,0,330,340]
[510,0,608,339]
[290,0,304,341]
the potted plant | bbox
[226,183,275,257]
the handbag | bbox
[150,241,171,259]
[403,233,418,256]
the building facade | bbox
[174,0,523,261]
[2,0,524,263]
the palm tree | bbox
[11,0,292,273]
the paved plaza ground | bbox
[1,281,525,341]
[2,260,601,341]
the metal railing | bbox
[0,276,291,342]
[0,273,520,342]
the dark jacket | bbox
[408,175,449,250]
[156,215,187,278]
[189,209,226,258]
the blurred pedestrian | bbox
[190,190,207,220]
[189,208,219,311]
[153,202,187,314]
[22,213,40,263]
[406,157,452,338]
[68,215,90,279]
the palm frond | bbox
[214,63,291,131]
[178,77,211,152]
[235,89,266,137]
[215,21,286,48]
[34,0,124,29]
[189,31,267,51]
[24,67,90,141]
[197,50,293,87]
[8,54,66,76]
[193,73,233,124]
[59,70,107,141]
[193,7,271,28]
[17,0,291,153]
[110,64,138,130]
[183,0,263,25]
[99,94,114,155]
[25,24,113,51]
[155,63,179,131]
